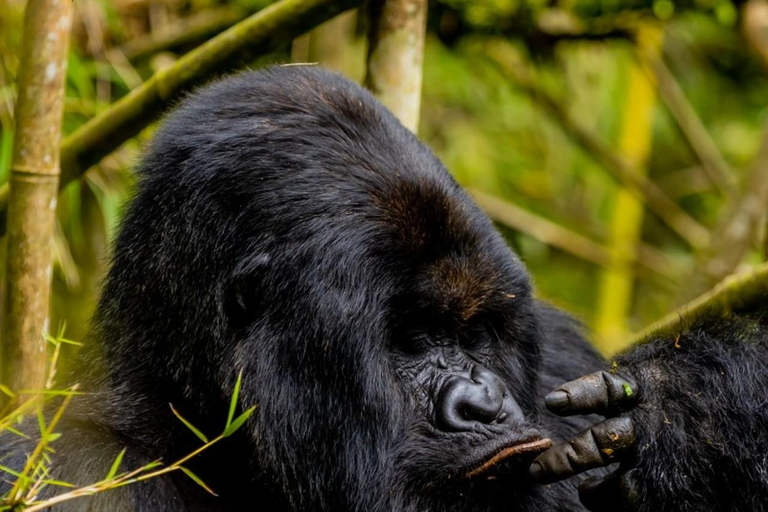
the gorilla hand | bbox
[529,371,641,512]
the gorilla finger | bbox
[529,417,636,484]
[545,371,638,416]
[579,469,640,512]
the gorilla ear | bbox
[222,253,270,331]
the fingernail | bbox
[529,461,544,480]
[544,390,569,411]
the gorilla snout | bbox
[436,366,525,432]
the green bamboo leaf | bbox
[57,337,83,346]
[170,404,208,443]
[106,448,127,480]
[4,426,28,438]
[43,323,82,347]
[44,332,60,346]
[223,406,256,437]
[0,464,24,478]
[32,456,49,481]
[47,432,62,442]
[179,466,218,496]
[226,371,244,430]
[40,478,75,488]
[37,409,47,435]
[142,461,163,471]
[18,388,83,396]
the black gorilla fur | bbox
[2,66,767,512]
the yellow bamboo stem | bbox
[366,0,427,132]
[1,0,73,397]
[594,24,663,353]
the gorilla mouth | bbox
[464,437,552,479]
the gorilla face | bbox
[99,66,554,512]
[383,206,551,488]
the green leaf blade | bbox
[179,466,217,496]
[106,448,127,480]
[41,478,75,488]
[226,371,244,430]
[223,406,256,437]
[170,404,208,443]
[37,409,47,436]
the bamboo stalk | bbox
[118,7,250,62]
[2,0,73,397]
[0,0,362,236]
[594,24,663,352]
[470,189,614,268]
[366,0,427,132]
[743,0,768,72]
[629,262,768,346]
[469,190,680,280]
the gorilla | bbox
[2,66,767,512]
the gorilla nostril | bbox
[436,367,527,432]
[436,376,505,432]
[461,394,501,422]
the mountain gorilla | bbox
[2,66,768,512]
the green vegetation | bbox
[0,348,254,510]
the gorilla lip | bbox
[464,437,553,479]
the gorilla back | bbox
[1,66,603,511]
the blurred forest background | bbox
[1,0,767,357]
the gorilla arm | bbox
[532,317,768,512]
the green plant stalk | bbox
[1,0,73,398]
[8,387,77,503]
[629,262,768,346]
[20,462,155,512]
[119,7,250,62]
[133,435,225,484]
[22,432,228,510]
[366,0,428,132]
[18,377,254,510]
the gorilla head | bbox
[94,66,554,511]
